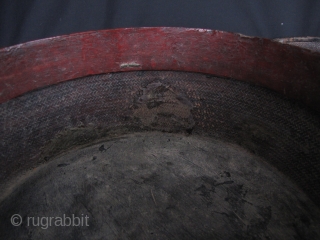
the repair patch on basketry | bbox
[130,82,195,132]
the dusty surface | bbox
[1,71,320,208]
[1,132,319,240]
[275,37,320,53]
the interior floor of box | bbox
[1,131,320,239]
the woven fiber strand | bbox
[0,71,320,206]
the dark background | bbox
[0,0,320,48]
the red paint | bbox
[0,27,319,113]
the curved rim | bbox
[0,27,320,113]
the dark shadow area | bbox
[1,0,320,48]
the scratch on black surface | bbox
[215,180,234,187]
[57,163,69,167]
[99,144,112,152]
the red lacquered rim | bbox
[0,27,319,113]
